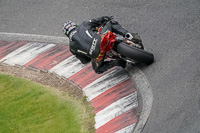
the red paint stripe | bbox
[0,41,27,60]
[24,44,67,66]
[91,79,136,113]
[0,41,11,50]
[0,41,23,51]
[95,109,138,133]
[0,41,16,54]
[0,40,4,44]
[24,45,72,70]
[68,65,116,88]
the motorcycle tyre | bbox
[116,42,154,65]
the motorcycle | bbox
[93,21,154,65]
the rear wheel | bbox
[116,42,154,65]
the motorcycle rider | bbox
[63,16,142,74]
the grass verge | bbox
[0,73,95,133]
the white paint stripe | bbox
[95,92,138,129]
[115,123,136,133]
[83,67,129,101]
[1,42,55,66]
[50,56,77,76]
[49,55,86,78]
[0,42,34,63]
[49,56,75,73]
[61,59,86,79]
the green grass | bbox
[0,73,94,133]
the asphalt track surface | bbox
[0,0,200,133]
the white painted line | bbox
[49,56,75,73]
[1,42,55,66]
[61,61,86,79]
[83,67,129,101]
[115,123,136,133]
[95,92,138,129]
[0,42,33,63]
[49,55,86,78]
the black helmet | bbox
[63,20,77,37]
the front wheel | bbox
[116,42,154,65]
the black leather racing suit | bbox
[69,16,128,74]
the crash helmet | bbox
[63,20,77,37]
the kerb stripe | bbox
[83,68,129,101]
[1,42,55,66]
[95,109,138,133]
[68,65,116,88]
[95,92,138,129]
[24,45,71,70]
[91,79,136,113]
[0,41,27,60]
[49,56,87,79]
